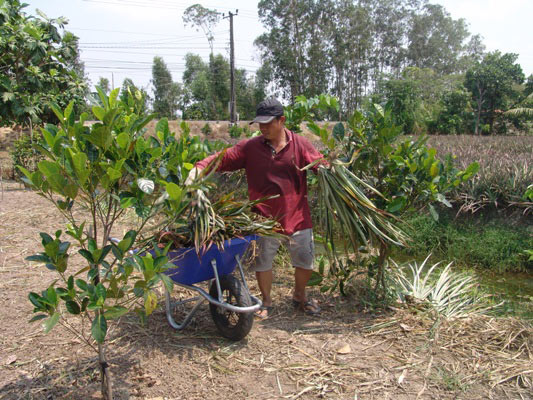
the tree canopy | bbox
[465,51,524,134]
[255,0,485,116]
[151,56,182,119]
[0,0,87,127]
[180,53,262,121]
[182,4,221,55]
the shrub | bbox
[21,88,215,399]
[290,96,478,296]
[229,124,243,138]
[9,130,43,180]
[430,88,474,135]
[201,122,212,135]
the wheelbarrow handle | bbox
[108,237,135,255]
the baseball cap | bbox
[250,98,284,124]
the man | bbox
[188,98,322,319]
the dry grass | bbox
[1,171,532,399]
[367,310,533,392]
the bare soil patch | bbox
[0,181,531,399]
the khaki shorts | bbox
[249,228,315,272]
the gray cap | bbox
[250,98,284,124]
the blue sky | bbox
[26,0,533,91]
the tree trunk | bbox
[87,226,113,399]
[29,117,36,172]
[488,100,494,135]
[474,85,485,135]
[374,241,390,296]
[98,342,113,400]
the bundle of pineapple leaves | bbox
[156,161,280,254]
[304,158,409,275]
[160,186,279,253]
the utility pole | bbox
[224,10,238,124]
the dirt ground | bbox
[0,181,531,399]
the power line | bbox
[80,49,258,58]
[75,1,263,90]
[80,49,215,57]
[81,0,258,16]
[85,65,259,73]
[80,45,228,49]
[79,30,229,45]
[70,27,181,37]
[82,0,190,10]
[85,64,260,72]
[84,58,260,67]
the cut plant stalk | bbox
[311,159,409,291]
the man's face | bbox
[259,116,284,140]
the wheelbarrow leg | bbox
[234,255,249,291]
[234,254,262,308]
[165,286,205,330]
[210,259,223,302]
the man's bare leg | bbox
[293,267,320,314]
[256,270,273,318]
[293,267,312,302]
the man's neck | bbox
[268,128,288,152]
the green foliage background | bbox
[0,0,87,127]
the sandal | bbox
[255,305,273,320]
[292,298,321,316]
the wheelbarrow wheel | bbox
[209,275,253,341]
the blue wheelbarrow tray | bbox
[152,234,262,341]
[161,235,258,285]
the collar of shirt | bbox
[262,129,292,155]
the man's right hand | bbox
[184,166,202,186]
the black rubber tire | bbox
[209,275,254,341]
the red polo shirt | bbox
[196,130,323,235]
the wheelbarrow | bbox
[153,235,262,341]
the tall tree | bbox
[0,0,87,127]
[234,68,258,120]
[181,53,210,119]
[254,0,483,117]
[181,53,228,120]
[97,77,110,94]
[181,52,262,120]
[458,33,485,72]
[365,0,422,80]
[328,0,373,116]
[465,51,524,134]
[209,54,231,119]
[182,4,221,55]
[119,78,150,114]
[151,56,182,119]
[253,62,273,105]
[406,3,470,74]
[255,0,332,102]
